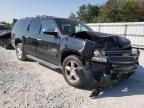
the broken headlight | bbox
[94,50,105,56]
[94,50,101,56]
[132,48,139,55]
[93,50,107,62]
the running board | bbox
[26,55,61,69]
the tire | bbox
[16,43,26,61]
[62,55,85,88]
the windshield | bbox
[55,19,93,35]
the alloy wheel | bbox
[65,60,80,83]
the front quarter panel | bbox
[60,36,85,55]
[60,36,96,64]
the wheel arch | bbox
[61,50,82,65]
[15,38,22,46]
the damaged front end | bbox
[75,32,140,88]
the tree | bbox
[99,0,144,22]
[73,4,100,23]
[71,0,144,23]
[69,13,77,20]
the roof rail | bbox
[20,15,55,20]
[36,15,54,18]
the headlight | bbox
[93,50,107,62]
[94,50,105,56]
[94,50,101,56]
[132,48,139,55]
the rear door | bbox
[24,19,41,57]
[36,19,60,65]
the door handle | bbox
[37,38,42,41]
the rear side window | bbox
[29,19,41,34]
[12,19,30,33]
[40,19,57,34]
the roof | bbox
[19,15,75,21]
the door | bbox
[24,19,41,57]
[36,19,60,65]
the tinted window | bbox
[55,19,92,35]
[41,19,57,34]
[12,19,30,33]
[29,19,41,34]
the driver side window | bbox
[41,19,57,34]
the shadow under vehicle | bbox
[89,65,144,98]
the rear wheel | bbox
[62,55,85,88]
[16,43,26,61]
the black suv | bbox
[11,16,139,88]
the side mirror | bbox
[42,28,58,37]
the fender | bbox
[59,36,96,65]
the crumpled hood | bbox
[72,31,131,50]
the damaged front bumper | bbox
[79,48,140,87]
[92,48,139,71]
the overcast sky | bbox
[0,0,107,23]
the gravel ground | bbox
[0,47,144,108]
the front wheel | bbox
[16,43,26,61]
[62,55,86,88]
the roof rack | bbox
[20,15,55,20]
[36,15,55,18]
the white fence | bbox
[87,22,144,48]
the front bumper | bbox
[91,48,139,79]
[76,48,139,88]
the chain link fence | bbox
[88,22,144,48]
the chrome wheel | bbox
[16,43,26,61]
[65,60,80,83]
[17,46,22,59]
